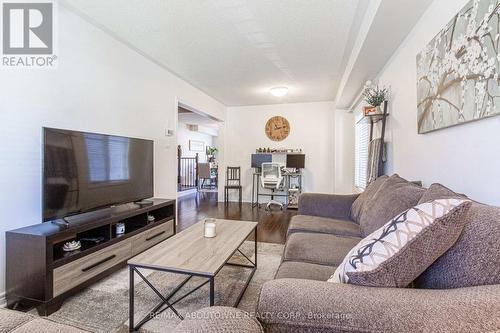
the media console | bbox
[6,198,175,315]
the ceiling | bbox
[178,107,220,129]
[62,0,433,107]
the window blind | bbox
[355,120,370,190]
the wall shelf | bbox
[358,101,389,178]
[356,112,389,125]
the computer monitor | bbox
[286,154,305,169]
[251,154,272,168]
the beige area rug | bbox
[32,242,283,333]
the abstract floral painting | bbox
[417,0,500,133]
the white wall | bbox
[374,0,500,205]
[177,122,214,162]
[225,102,335,202]
[0,5,225,299]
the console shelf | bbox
[6,198,175,315]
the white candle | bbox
[204,220,217,238]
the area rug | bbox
[33,242,283,333]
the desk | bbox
[251,171,302,209]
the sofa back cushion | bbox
[418,183,468,203]
[350,176,388,224]
[358,174,426,236]
[415,184,500,288]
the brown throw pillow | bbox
[329,199,472,287]
[415,184,500,289]
[359,174,426,236]
[350,176,388,224]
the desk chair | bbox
[260,162,284,210]
[224,166,242,205]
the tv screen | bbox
[251,154,272,168]
[286,154,305,169]
[43,128,153,222]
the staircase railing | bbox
[177,145,198,191]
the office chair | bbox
[260,162,284,210]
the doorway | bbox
[176,102,221,202]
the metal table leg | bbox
[129,266,134,332]
[255,228,258,267]
[209,277,215,306]
[128,227,259,330]
[251,173,255,207]
[129,266,209,331]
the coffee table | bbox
[127,219,258,332]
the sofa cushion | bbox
[0,308,88,333]
[350,175,388,223]
[359,174,426,236]
[418,183,468,204]
[416,201,500,289]
[0,308,33,332]
[275,261,336,281]
[13,318,87,333]
[330,199,471,287]
[283,233,361,266]
[287,215,361,238]
[257,279,500,333]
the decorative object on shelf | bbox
[363,85,389,113]
[62,241,81,252]
[189,140,204,152]
[204,218,217,238]
[254,148,303,154]
[417,0,500,134]
[363,106,377,116]
[147,215,155,223]
[265,116,290,141]
[115,222,125,236]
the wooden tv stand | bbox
[6,198,175,316]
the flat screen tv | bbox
[251,153,272,168]
[43,127,154,222]
[286,154,305,169]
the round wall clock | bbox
[265,116,290,141]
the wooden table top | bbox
[128,219,257,276]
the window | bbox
[354,120,370,190]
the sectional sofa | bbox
[0,307,87,332]
[256,175,500,332]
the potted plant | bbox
[363,85,388,115]
[206,146,218,162]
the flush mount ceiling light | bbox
[269,86,289,97]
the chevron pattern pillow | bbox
[328,198,471,287]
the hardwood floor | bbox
[177,192,296,244]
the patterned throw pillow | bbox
[328,198,471,287]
